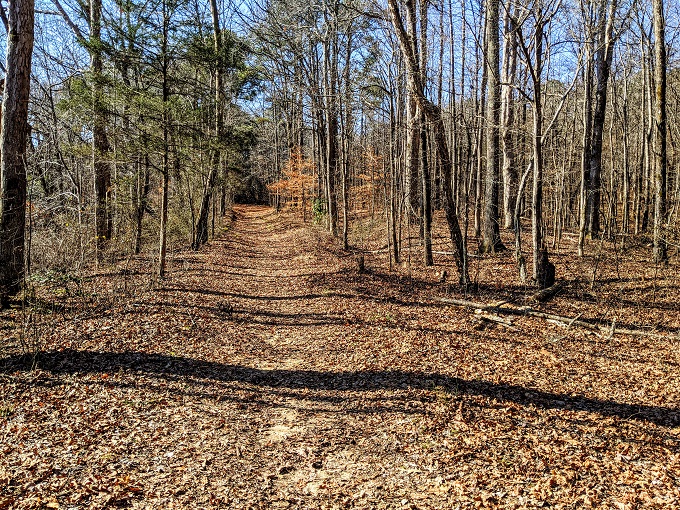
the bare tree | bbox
[513,0,568,288]
[387,0,469,284]
[480,0,505,253]
[652,0,667,262]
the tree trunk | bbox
[405,96,421,220]
[91,0,112,251]
[0,0,34,300]
[193,0,223,249]
[652,0,667,262]
[586,0,617,238]
[480,0,504,253]
[324,32,339,237]
[418,0,433,265]
[530,26,553,289]
[158,0,170,278]
[501,1,518,230]
[387,0,468,284]
[578,20,594,257]
[621,63,631,234]
[134,153,150,254]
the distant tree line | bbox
[250,0,676,288]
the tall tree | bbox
[501,0,518,230]
[652,0,667,262]
[513,0,570,287]
[91,0,113,250]
[387,0,469,283]
[0,0,35,301]
[585,0,618,238]
[193,0,224,249]
[158,0,171,277]
[480,0,505,253]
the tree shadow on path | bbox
[2,349,678,428]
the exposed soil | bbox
[1,204,679,509]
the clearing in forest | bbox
[1,205,679,508]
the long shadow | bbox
[158,287,450,311]
[177,269,333,280]
[113,301,469,336]
[2,349,678,427]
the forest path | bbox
[1,205,680,508]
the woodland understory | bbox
[0,0,680,506]
[1,205,679,509]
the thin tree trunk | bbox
[531,44,546,287]
[193,0,223,249]
[158,0,170,278]
[324,30,339,237]
[134,153,150,254]
[91,0,112,251]
[621,61,631,234]
[652,0,667,262]
[418,0,433,265]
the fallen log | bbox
[434,297,676,340]
[527,280,566,303]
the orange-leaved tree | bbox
[267,147,316,220]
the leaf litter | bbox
[1,205,679,508]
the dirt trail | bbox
[1,205,679,509]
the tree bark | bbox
[91,0,112,251]
[387,0,468,284]
[0,0,34,300]
[652,0,667,262]
[480,0,504,253]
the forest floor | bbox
[1,204,680,509]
